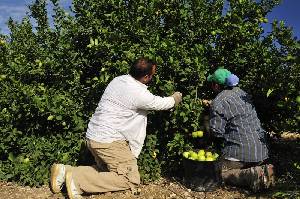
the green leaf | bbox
[8,152,15,162]
[89,37,94,45]
[56,115,62,120]
[266,88,274,97]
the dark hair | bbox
[129,57,156,79]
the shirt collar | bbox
[128,74,148,89]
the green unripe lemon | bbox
[213,153,219,159]
[197,131,204,137]
[192,131,198,138]
[198,155,206,161]
[47,115,54,120]
[198,149,205,156]
[296,96,300,104]
[190,152,198,160]
[206,157,215,161]
[206,152,213,157]
[183,151,190,158]
[0,74,7,79]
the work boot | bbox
[65,171,83,199]
[250,164,275,192]
[261,164,275,188]
[50,164,66,193]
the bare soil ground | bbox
[0,178,268,199]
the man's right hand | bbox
[172,92,182,106]
[201,99,212,107]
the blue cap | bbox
[226,74,239,87]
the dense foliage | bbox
[0,0,299,187]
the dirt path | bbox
[0,178,269,199]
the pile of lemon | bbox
[183,149,219,161]
[183,130,219,161]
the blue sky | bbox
[264,0,300,39]
[0,0,299,39]
[0,0,72,34]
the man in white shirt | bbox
[50,57,182,199]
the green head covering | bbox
[207,68,231,85]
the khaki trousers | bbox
[72,139,140,194]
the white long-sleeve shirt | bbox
[86,75,175,157]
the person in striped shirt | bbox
[206,68,275,192]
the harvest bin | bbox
[183,158,221,192]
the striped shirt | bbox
[209,87,268,162]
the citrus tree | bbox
[0,0,299,186]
